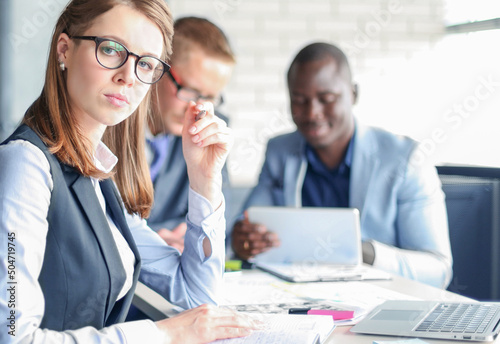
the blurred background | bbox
[1,0,500,187]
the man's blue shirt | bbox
[301,130,355,208]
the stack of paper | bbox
[210,313,335,344]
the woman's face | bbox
[57,4,164,143]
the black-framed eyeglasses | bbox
[167,69,224,107]
[70,36,170,84]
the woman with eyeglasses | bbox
[0,0,258,343]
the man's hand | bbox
[231,212,280,260]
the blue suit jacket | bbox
[243,123,453,288]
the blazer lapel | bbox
[284,133,308,207]
[70,174,126,321]
[284,155,307,207]
[99,179,142,324]
[350,124,380,223]
[151,136,189,215]
[100,180,141,263]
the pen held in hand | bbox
[288,308,354,320]
[195,110,206,121]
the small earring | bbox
[59,61,65,71]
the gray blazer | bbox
[147,112,231,231]
[243,122,453,288]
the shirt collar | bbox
[94,141,118,173]
[305,127,356,174]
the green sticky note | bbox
[225,260,242,271]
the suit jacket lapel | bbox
[99,179,142,323]
[284,133,307,206]
[164,135,181,171]
[350,124,380,223]
[70,173,126,321]
[100,180,141,263]
[152,136,189,213]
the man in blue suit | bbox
[231,42,452,288]
[147,17,235,252]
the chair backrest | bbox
[437,165,500,301]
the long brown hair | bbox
[22,0,173,218]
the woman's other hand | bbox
[156,304,261,344]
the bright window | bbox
[355,2,500,168]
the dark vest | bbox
[2,125,141,331]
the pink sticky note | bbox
[307,309,355,320]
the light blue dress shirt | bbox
[301,130,355,208]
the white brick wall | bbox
[4,1,500,187]
[167,0,445,185]
[1,0,447,185]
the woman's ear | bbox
[56,32,72,68]
[352,83,359,104]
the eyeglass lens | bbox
[97,40,165,84]
[176,87,223,107]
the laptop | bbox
[350,300,500,341]
[248,206,391,282]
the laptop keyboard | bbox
[415,303,500,334]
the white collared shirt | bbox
[92,141,135,301]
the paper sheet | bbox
[220,272,419,313]
[211,314,334,344]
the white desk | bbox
[310,274,480,344]
[133,269,499,343]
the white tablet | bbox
[248,206,362,266]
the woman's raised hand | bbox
[182,101,233,209]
